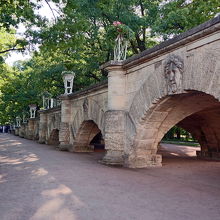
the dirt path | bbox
[0,134,220,220]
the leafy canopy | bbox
[0,0,219,124]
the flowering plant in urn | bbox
[108,21,134,61]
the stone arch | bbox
[48,129,60,145]
[126,49,220,168]
[46,112,61,145]
[72,120,104,152]
[127,91,220,168]
[70,98,105,152]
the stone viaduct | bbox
[15,16,220,168]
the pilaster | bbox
[100,61,126,166]
[58,95,72,151]
[38,111,48,144]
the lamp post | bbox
[29,104,37,118]
[62,71,75,94]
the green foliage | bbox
[0,28,27,55]
[0,0,44,29]
[0,28,16,52]
[107,21,135,40]
[163,126,197,142]
[152,0,220,39]
[0,55,63,124]
[0,0,219,124]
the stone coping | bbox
[101,15,220,70]
[59,80,108,100]
[39,106,61,114]
[27,118,39,121]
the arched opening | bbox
[73,120,105,152]
[90,131,105,152]
[159,125,200,161]
[48,129,60,146]
[127,91,220,168]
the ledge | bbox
[59,80,108,100]
[27,118,39,121]
[100,61,123,70]
[39,106,61,114]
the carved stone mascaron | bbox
[164,54,184,94]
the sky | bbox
[5,1,58,66]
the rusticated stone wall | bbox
[18,123,27,138]
[14,119,39,140]
[38,107,61,145]
[59,82,108,152]
[101,16,220,168]
[14,16,220,169]
[38,82,108,152]
[26,118,39,140]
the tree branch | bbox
[139,0,145,17]
[44,0,57,21]
[101,12,113,23]
[135,33,146,52]
[139,0,146,47]
[129,40,139,54]
[86,72,101,81]
[0,47,25,54]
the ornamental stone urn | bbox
[62,71,75,94]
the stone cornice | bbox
[58,80,108,100]
[28,118,39,121]
[38,106,61,114]
[100,61,123,70]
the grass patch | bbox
[161,140,200,147]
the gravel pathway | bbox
[0,133,220,220]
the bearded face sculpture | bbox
[164,55,184,94]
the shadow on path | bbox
[0,134,220,220]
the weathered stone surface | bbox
[14,128,19,136]
[101,150,124,165]
[104,110,125,133]
[125,154,162,168]
[164,54,184,95]
[59,122,70,147]
[104,133,124,150]
[23,118,39,140]
[14,16,220,168]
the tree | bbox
[0,0,45,30]
[0,0,219,124]
[0,28,28,55]
[152,0,220,39]
[0,0,48,55]
[27,0,219,83]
